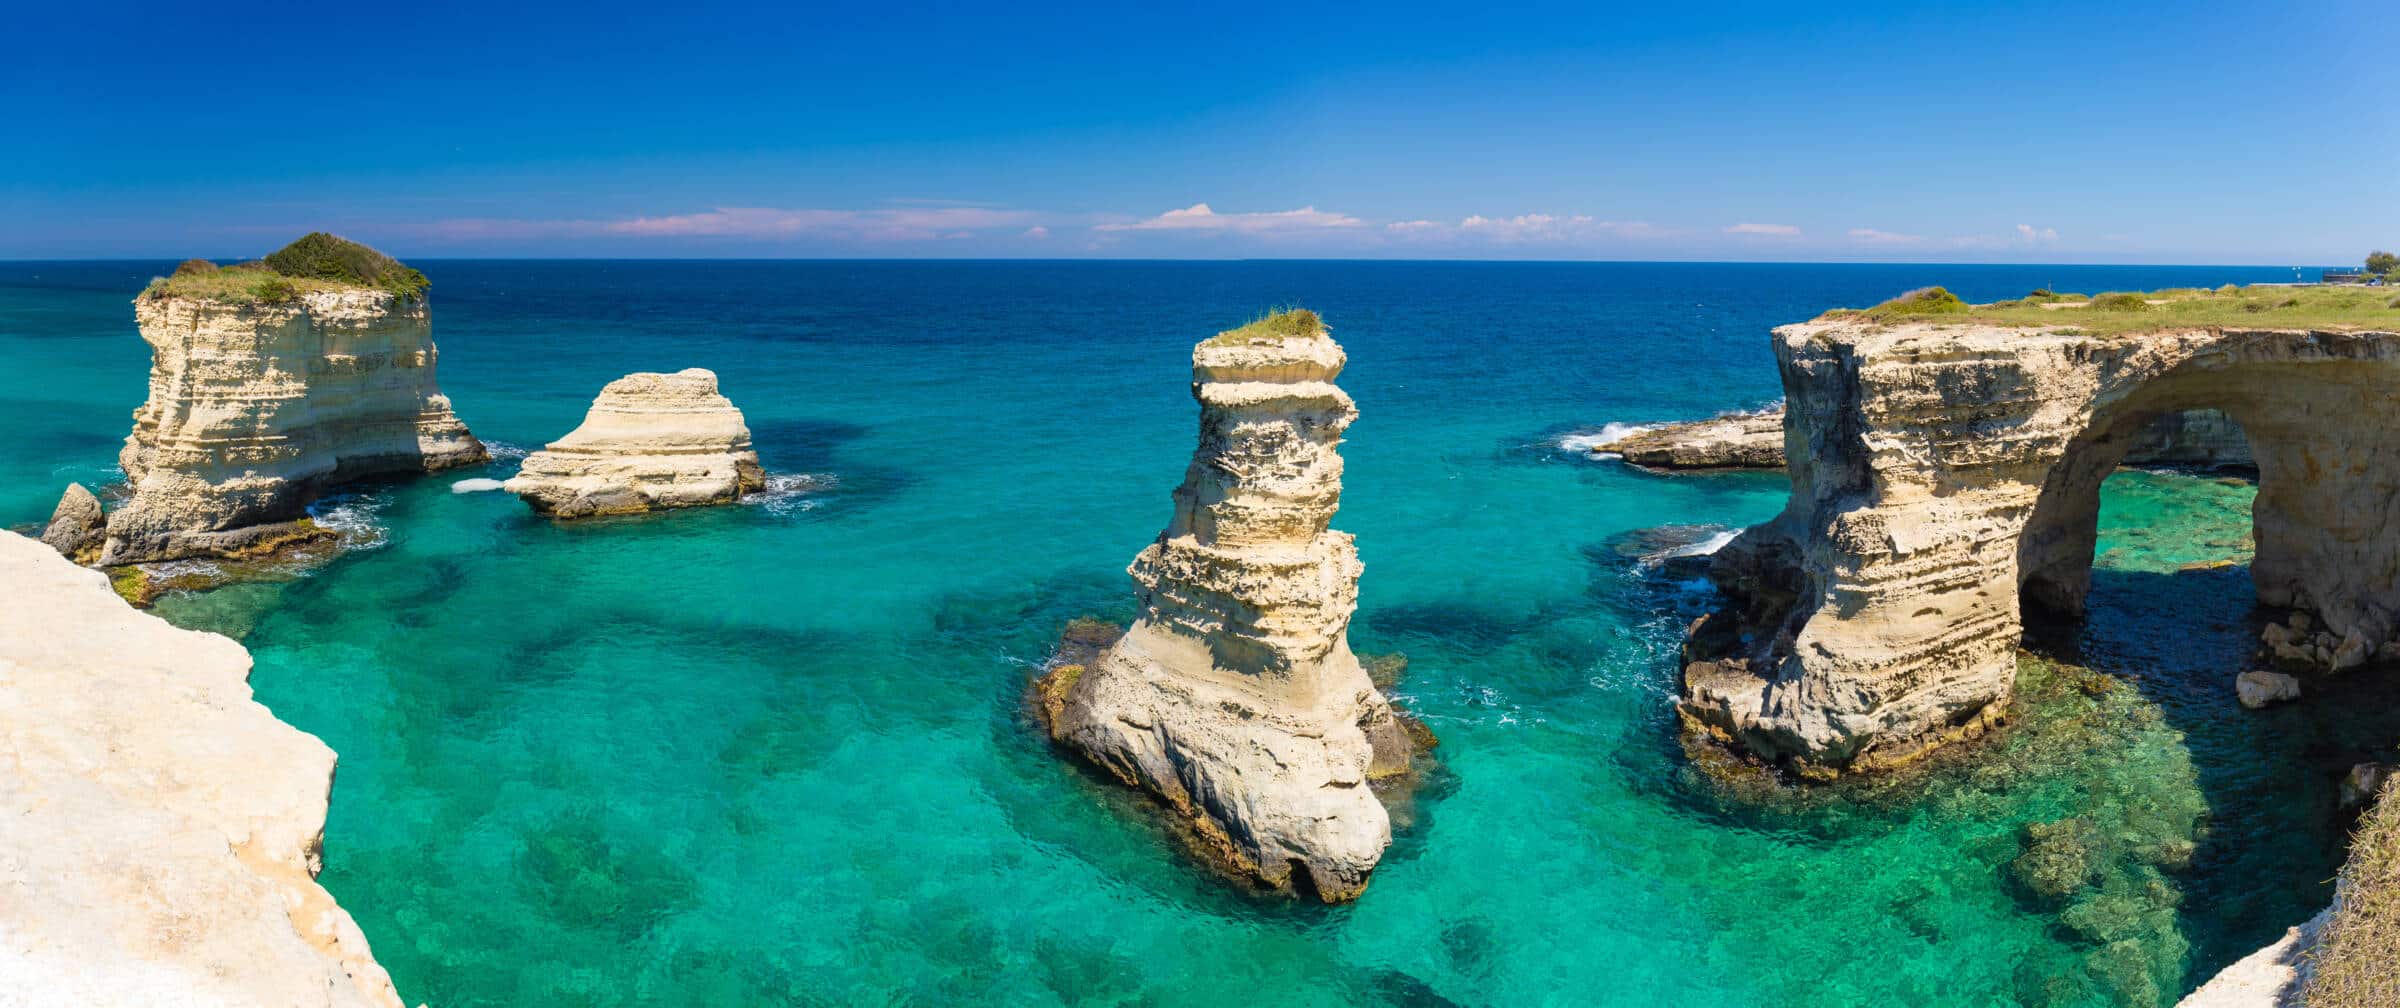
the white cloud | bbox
[1725,222,1802,236]
[1455,214,1663,242]
[1096,202,1365,233]
[2015,223,2060,243]
[1023,225,1050,239]
[1848,227,1924,245]
[1384,219,1443,234]
[604,206,1032,240]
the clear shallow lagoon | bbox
[3,260,2389,1007]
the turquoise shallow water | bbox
[3,261,2393,1007]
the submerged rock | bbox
[2236,670,2302,709]
[1032,311,1417,901]
[0,530,402,1006]
[39,483,105,562]
[504,368,765,518]
[103,237,485,565]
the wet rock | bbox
[2341,764,2396,809]
[38,483,105,562]
[2236,670,2301,709]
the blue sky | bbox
[6,1,2394,262]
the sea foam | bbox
[451,478,507,493]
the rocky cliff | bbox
[1590,404,2252,471]
[103,282,485,564]
[1034,313,1415,901]
[0,531,403,1007]
[1681,317,2400,776]
[503,368,765,517]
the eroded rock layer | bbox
[0,531,402,1007]
[1594,404,2251,470]
[104,289,485,564]
[503,368,765,517]
[1681,321,2400,775]
[1039,320,1413,901]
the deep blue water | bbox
[0,260,2377,1007]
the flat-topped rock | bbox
[103,237,485,565]
[504,367,765,517]
[1034,311,1417,901]
[0,531,402,1007]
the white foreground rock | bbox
[1039,317,1414,901]
[2235,670,2302,709]
[504,368,765,518]
[0,531,403,1007]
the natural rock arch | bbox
[1680,320,2400,777]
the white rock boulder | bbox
[504,368,766,517]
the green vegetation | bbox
[1818,282,2400,335]
[2367,250,2397,276]
[2087,292,2152,312]
[141,233,428,304]
[1209,307,1324,345]
[2307,777,2400,1008]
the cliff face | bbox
[103,289,485,564]
[502,368,765,517]
[1681,320,2400,775]
[0,531,402,1007]
[1039,322,1413,901]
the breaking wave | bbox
[451,477,506,493]
[307,493,391,550]
[746,472,834,516]
[1558,422,1655,456]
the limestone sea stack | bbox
[504,368,765,517]
[1681,293,2400,777]
[0,531,403,1007]
[102,235,486,565]
[1035,310,1415,902]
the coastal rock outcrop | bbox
[102,237,485,564]
[0,531,402,1007]
[39,483,106,561]
[1595,408,1784,468]
[1588,404,2252,471]
[1033,311,1415,901]
[502,368,765,517]
[1681,316,2400,776]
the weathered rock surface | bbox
[1592,404,2251,471]
[39,483,106,561]
[103,287,485,564]
[0,531,402,1007]
[1597,408,1785,468]
[503,368,765,517]
[1681,320,2400,775]
[1035,319,1413,901]
[2176,907,2328,1008]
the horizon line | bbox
[0,256,2346,269]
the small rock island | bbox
[504,368,766,517]
[1032,310,1419,902]
[97,234,486,565]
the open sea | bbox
[3,260,2391,1007]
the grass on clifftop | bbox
[1819,284,2400,335]
[141,233,429,304]
[1209,307,1325,345]
[2307,778,2400,1007]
